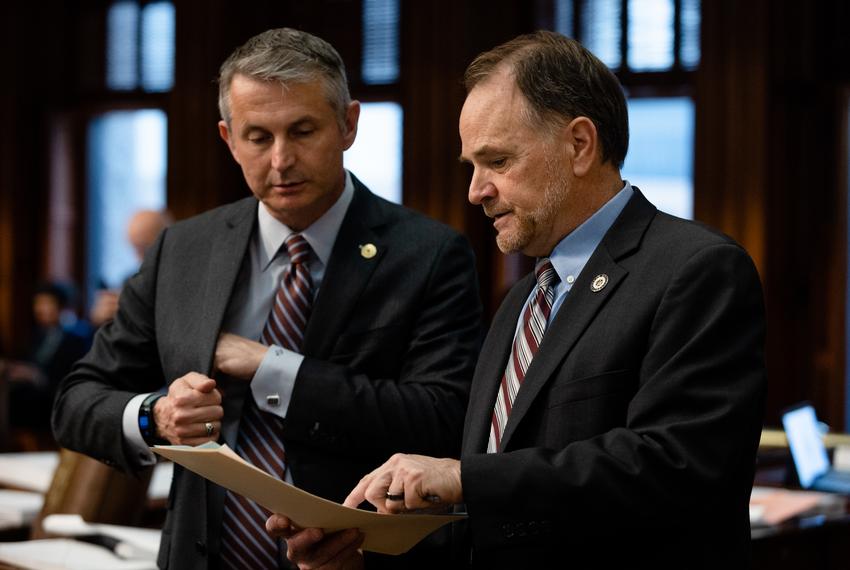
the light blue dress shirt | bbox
[519,181,634,332]
[123,172,355,465]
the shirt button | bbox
[566,275,575,284]
[267,394,280,407]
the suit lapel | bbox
[196,198,257,374]
[497,190,657,450]
[302,180,386,358]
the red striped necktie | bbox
[221,234,313,569]
[487,259,558,453]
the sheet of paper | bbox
[153,443,465,555]
[0,452,59,492]
[42,514,161,557]
[0,539,156,570]
[0,451,170,501]
[749,486,842,525]
[0,489,44,530]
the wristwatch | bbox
[139,393,164,446]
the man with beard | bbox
[273,31,766,569]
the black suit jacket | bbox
[53,179,482,569]
[459,190,766,569]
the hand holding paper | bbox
[344,453,463,514]
[152,443,465,555]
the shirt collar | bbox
[257,171,355,269]
[548,181,634,290]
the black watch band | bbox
[139,393,164,446]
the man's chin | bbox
[495,233,525,255]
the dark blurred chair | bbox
[0,361,9,451]
[29,448,152,539]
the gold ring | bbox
[205,422,214,437]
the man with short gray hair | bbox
[54,27,481,569]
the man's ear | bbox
[341,100,361,151]
[218,120,238,160]
[565,116,598,177]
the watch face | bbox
[140,416,150,428]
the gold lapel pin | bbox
[590,274,609,292]
[359,243,377,259]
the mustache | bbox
[482,201,507,218]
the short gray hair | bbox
[218,28,352,127]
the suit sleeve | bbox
[282,232,482,461]
[51,232,167,473]
[462,242,766,529]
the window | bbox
[361,0,400,85]
[107,0,175,92]
[354,0,403,204]
[551,0,701,73]
[85,1,175,302]
[622,98,694,218]
[87,110,168,293]
[546,0,700,218]
[344,102,403,204]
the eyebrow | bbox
[240,116,318,135]
[458,144,504,164]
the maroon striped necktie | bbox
[487,259,558,453]
[221,234,313,570]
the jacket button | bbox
[195,541,206,556]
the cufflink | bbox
[267,394,280,407]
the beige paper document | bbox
[152,443,464,555]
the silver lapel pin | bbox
[590,274,609,292]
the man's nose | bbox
[270,140,296,171]
[468,170,496,205]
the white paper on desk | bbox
[0,539,156,570]
[152,443,465,555]
[42,514,160,559]
[0,451,59,492]
[0,490,43,529]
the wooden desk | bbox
[751,448,850,570]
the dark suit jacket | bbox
[53,179,482,569]
[459,190,766,569]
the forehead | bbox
[228,74,336,125]
[459,69,533,154]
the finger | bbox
[184,373,217,393]
[285,527,325,565]
[177,419,221,439]
[362,472,396,513]
[265,514,294,538]
[288,528,362,569]
[169,406,224,430]
[385,473,407,514]
[343,476,372,509]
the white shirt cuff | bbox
[122,392,157,466]
[252,345,303,418]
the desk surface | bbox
[751,449,850,570]
[0,453,172,500]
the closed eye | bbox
[247,133,271,144]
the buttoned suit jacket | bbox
[459,190,766,569]
[53,178,482,569]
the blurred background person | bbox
[5,282,91,446]
[89,209,173,327]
